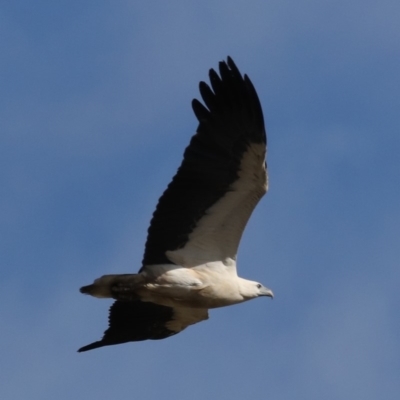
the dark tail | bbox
[79,274,144,299]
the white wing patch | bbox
[167,142,267,267]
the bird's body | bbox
[85,259,267,309]
[79,57,272,352]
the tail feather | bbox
[80,284,98,296]
[79,274,144,299]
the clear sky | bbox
[1,1,399,399]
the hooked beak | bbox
[260,286,274,298]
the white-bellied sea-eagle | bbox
[78,57,273,352]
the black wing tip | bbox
[192,98,209,122]
[217,56,236,70]
[207,56,259,97]
[79,301,180,352]
[78,341,105,353]
[193,57,264,130]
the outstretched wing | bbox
[141,57,267,270]
[78,300,208,352]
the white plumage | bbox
[78,57,272,352]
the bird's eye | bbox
[257,284,262,289]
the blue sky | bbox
[1,1,399,399]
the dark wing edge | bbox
[78,301,177,352]
[140,57,266,268]
[78,301,208,352]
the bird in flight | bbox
[79,57,272,352]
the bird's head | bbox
[238,278,274,300]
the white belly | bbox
[139,262,244,309]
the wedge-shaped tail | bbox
[80,274,144,300]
